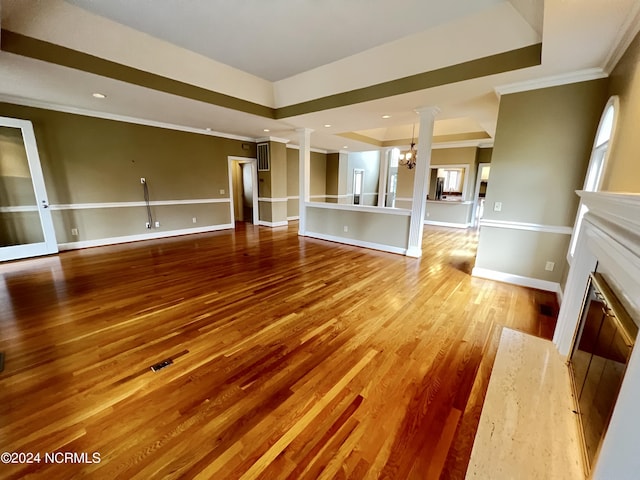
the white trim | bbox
[432,139,494,149]
[426,200,473,205]
[309,194,351,200]
[254,136,290,144]
[556,284,564,308]
[479,219,573,235]
[49,198,230,210]
[0,94,256,142]
[257,197,288,203]
[394,197,413,203]
[227,156,259,226]
[285,144,328,154]
[494,68,608,97]
[57,224,234,251]
[287,216,299,221]
[287,196,299,200]
[306,201,411,216]
[0,205,39,213]
[304,231,406,255]
[603,1,640,73]
[424,220,470,229]
[258,220,288,228]
[472,267,561,293]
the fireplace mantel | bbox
[554,191,640,480]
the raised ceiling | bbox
[0,0,638,152]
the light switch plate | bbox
[494,202,502,212]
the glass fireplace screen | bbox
[569,272,638,472]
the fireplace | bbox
[568,271,637,472]
[554,192,640,479]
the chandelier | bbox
[399,124,418,169]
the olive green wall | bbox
[0,102,256,244]
[326,153,340,196]
[286,148,298,217]
[425,201,473,225]
[475,79,609,284]
[311,151,327,198]
[477,147,493,164]
[305,207,410,250]
[257,141,288,225]
[285,148,328,216]
[604,30,640,193]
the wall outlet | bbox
[71,228,78,236]
[343,225,348,232]
[155,221,160,228]
[219,189,225,194]
[545,261,555,272]
[192,217,197,223]
[140,177,146,184]
[145,222,151,229]
[493,201,502,212]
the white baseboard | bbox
[472,267,561,293]
[258,220,289,228]
[405,246,422,258]
[424,220,470,229]
[58,224,234,251]
[305,231,406,255]
[556,284,564,307]
[287,216,300,221]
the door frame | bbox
[227,156,258,226]
[0,116,58,262]
[472,163,491,228]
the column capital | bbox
[295,127,315,135]
[414,106,441,117]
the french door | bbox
[0,117,58,262]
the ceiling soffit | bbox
[0,30,542,121]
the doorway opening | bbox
[472,163,491,228]
[227,157,258,226]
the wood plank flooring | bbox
[0,223,557,479]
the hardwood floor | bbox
[0,223,557,479]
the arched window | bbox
[568,96,619,260]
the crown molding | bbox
[603,1,640,74]
[494,68,608,97]
[432,139,494,150]
[0,94,256,142]
[285,144,328,154]
[255,136,290,144]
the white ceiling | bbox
[0,0,638,152]
[64,0,507,82]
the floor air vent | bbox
[150,358,173,372]
[539,304,555,317]
[0,352,4,373]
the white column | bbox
[377,148,391,207]
[406,106,439,258]
[337,151,349,203]
[296,128,313,236]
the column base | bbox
[406,246,422,258]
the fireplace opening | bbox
[568,271,638,473]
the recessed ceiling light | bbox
[205,127,212,131]
[92,92,106,99]
[382,115,391,119]
[263,129,270,132]
[324,124,332,128]
[343,146,349,149]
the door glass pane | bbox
[0,126,45,246]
